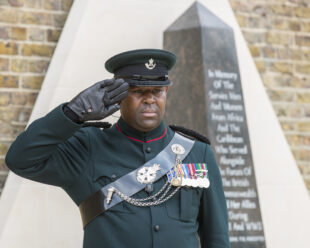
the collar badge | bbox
[145,58,156,70]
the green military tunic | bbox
[6,104,230,248]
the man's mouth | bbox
[141,109,157,117]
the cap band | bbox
[114,63,168,77]
[115,75,168,81]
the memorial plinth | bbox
[164,2,266,247]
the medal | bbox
[167,167,181,186]
[181,164,189,187]
[196,178,203,187]
[169,167,182,186]
[171,178,182,186]
[192,178,198,187]
[167,144,210,189]
[204,178,210,188]
[167,163,210,188]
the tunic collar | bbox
[116,117,167,143]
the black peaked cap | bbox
[105,49,177,86]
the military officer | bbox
[6,49,230,248]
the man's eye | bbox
[152,89,163,94]
[132,90,143,94]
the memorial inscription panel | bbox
[164,2,266,247]
[206,67,265,246]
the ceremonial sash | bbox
[79,132,195,228]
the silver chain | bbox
[110,154,184,207]
[133,180,169,202]
[112,181,181,207]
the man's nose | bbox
[143,91,155,104]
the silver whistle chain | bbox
[109,181,180,207]
[134,180,170,202]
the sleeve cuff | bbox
[42,103,84,141]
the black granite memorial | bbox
[164,2,266,247]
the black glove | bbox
[67,78,129,122]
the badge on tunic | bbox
[136,163,161,184]
[167,163,210,188]
[171,144,185,155]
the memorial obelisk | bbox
[164,2,266,247]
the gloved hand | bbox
[67,78,129,122]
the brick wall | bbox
[0,0,72,194]
[0,0,310,195]
[229,0,310,192]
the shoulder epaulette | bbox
[169,125,211,145]
[82,121,112,129]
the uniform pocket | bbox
[165,187,202,222]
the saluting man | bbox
[6,49,230,248]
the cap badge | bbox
[145,58,156,70]
[137,163,161,184]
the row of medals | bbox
[168,144,210,189]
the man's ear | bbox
[165,86,169,93]
[119,100,124,114]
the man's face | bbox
[120,86,168,132]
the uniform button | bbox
[154,225,160,232]
[146,147,151,153]
[111,174,116,179]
